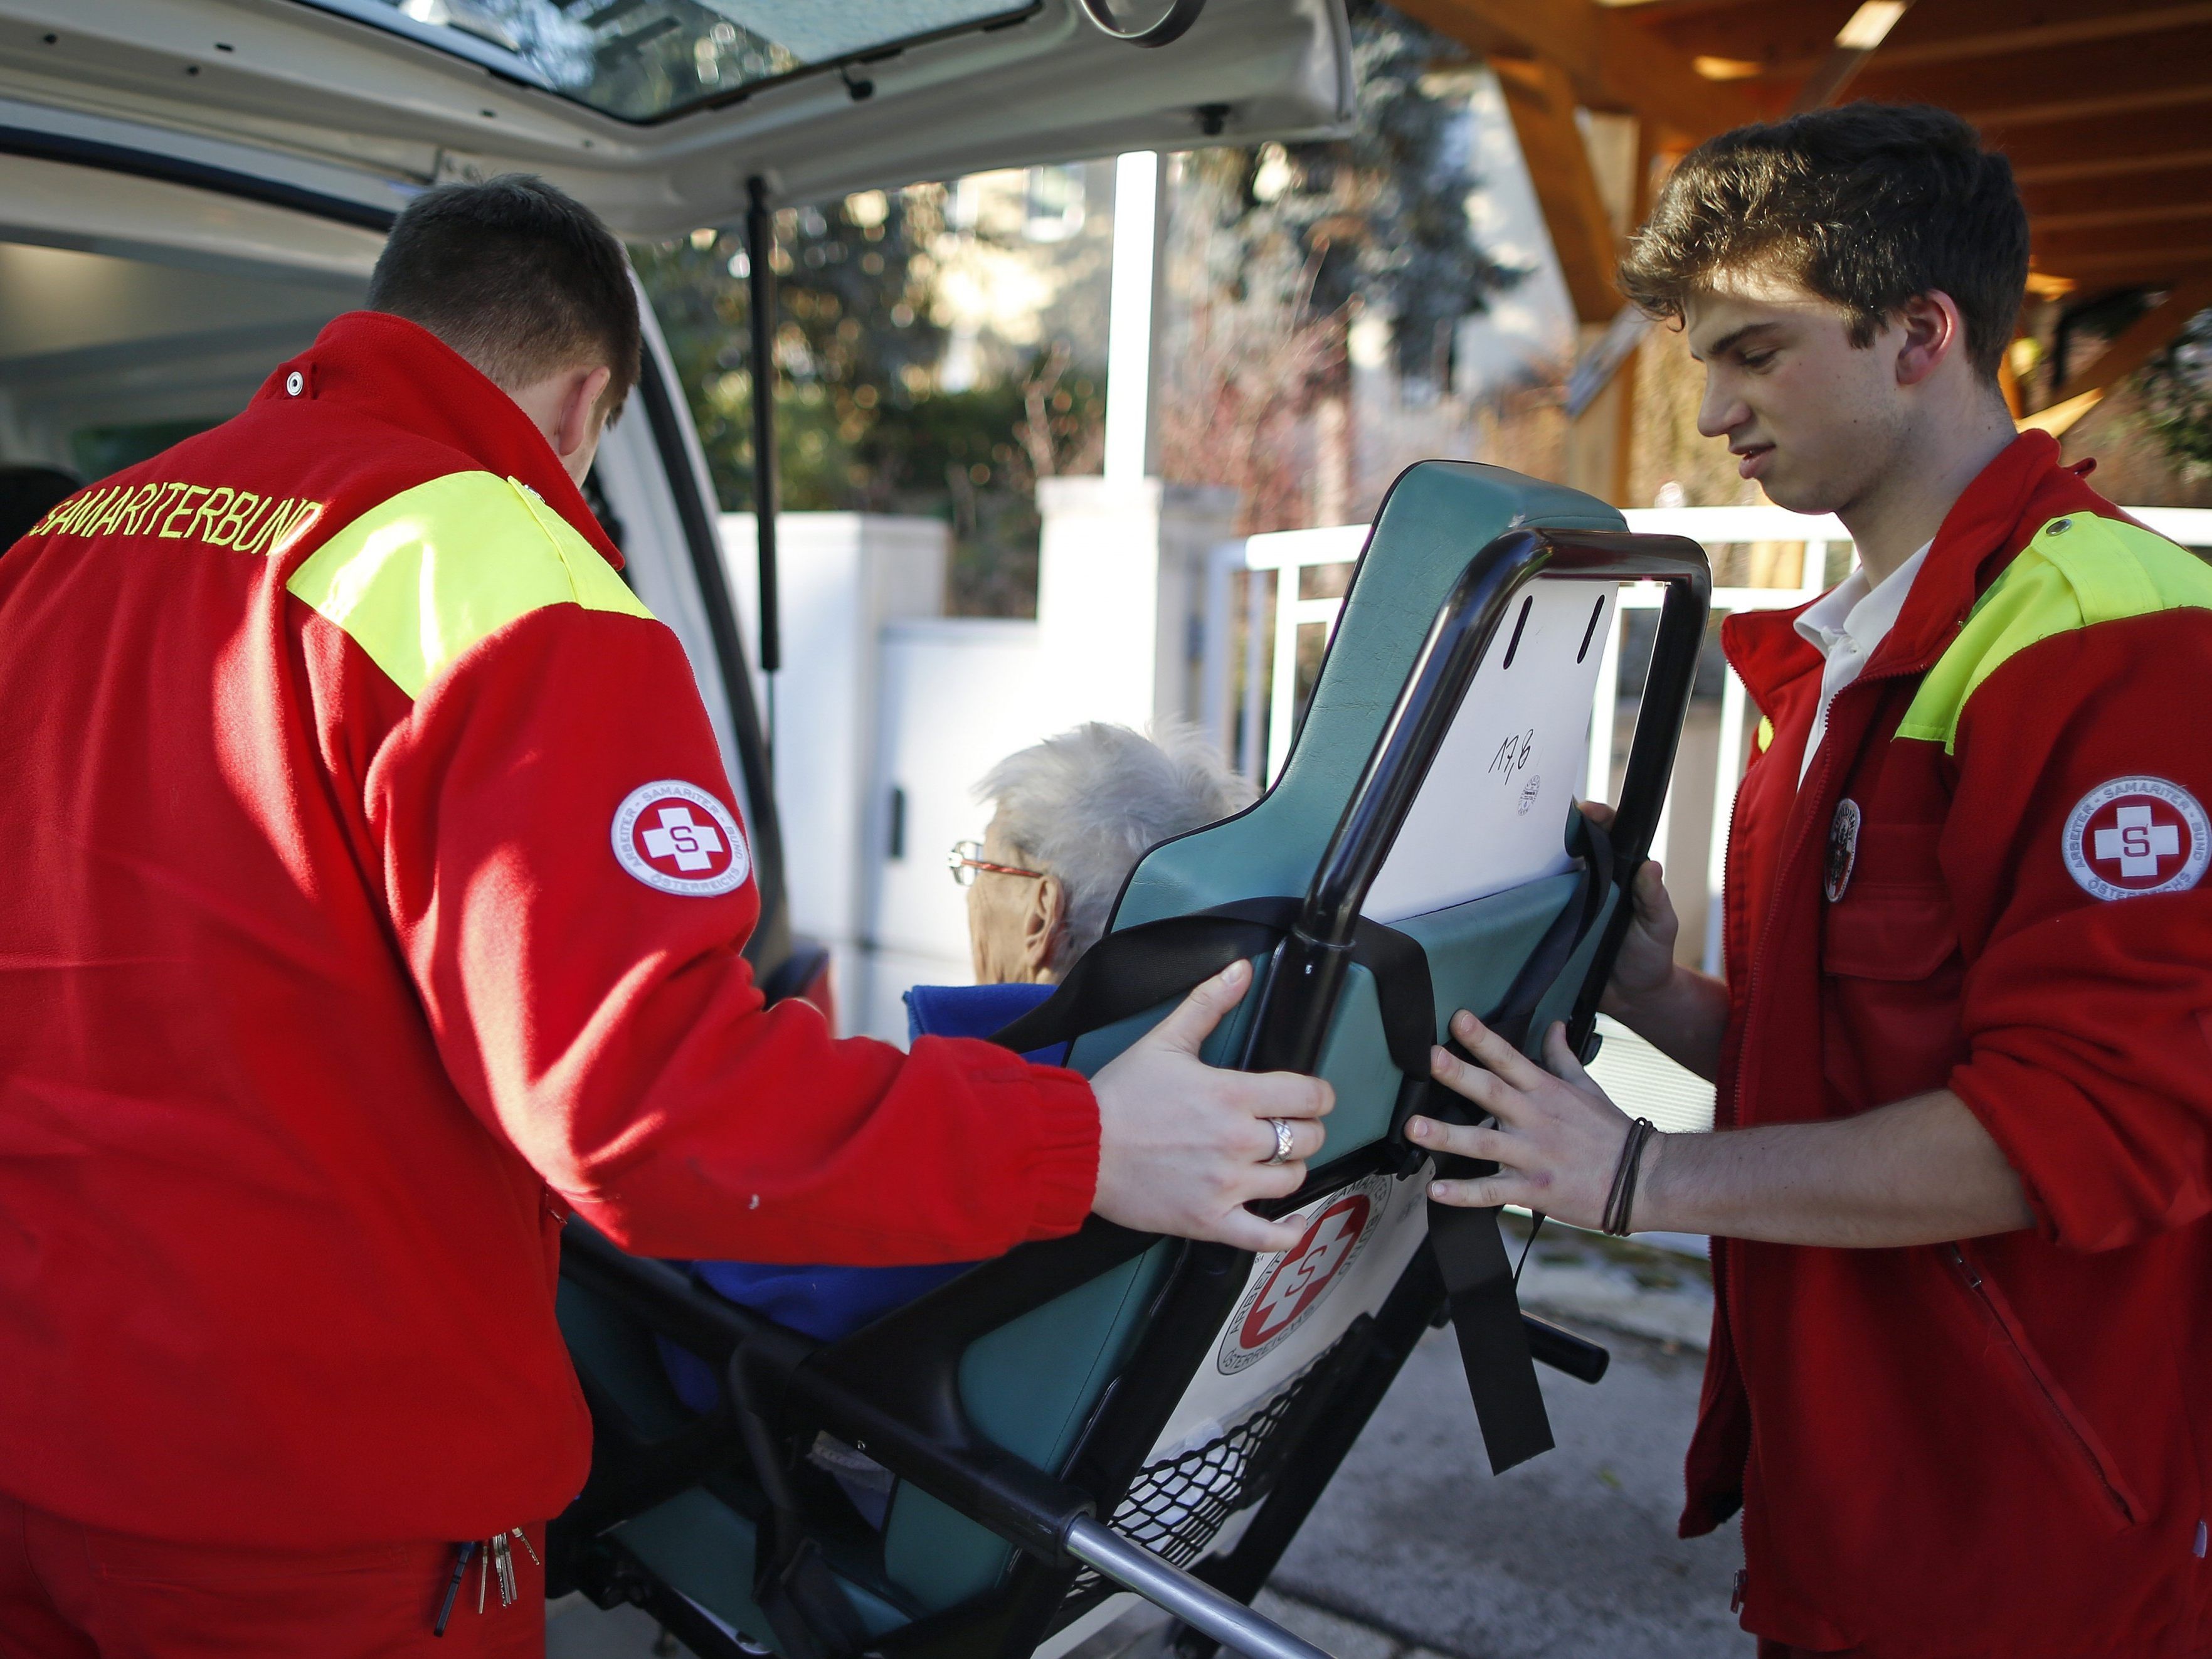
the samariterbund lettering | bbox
[31,480,322,554]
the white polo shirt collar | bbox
[1793,540,1932,786]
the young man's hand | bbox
[1580,801,1728,1081]
[1406,1011,1636,1229]
[1091,960,1334,1253]
[1579,801,1679,1018]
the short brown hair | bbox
[368,175,641,415]
[1618,103,2028,380]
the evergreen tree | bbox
[633,187,1103,613]
[2141,306,2212,479]
[1209,0,1519,386]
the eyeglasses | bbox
[947,839,1045,888]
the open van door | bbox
[0,1,1353,230]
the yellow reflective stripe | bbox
[1755,715,1774,753]
[1898,513,2212,752]
[285,469,650,699]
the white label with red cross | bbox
[612,780,750,897]
[1215,1174,1393,1376]
[2062,776,2209,902]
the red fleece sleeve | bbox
[1945,612,2212,1252]
[362,603,1098,1262]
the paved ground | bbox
[548,1225,1749,1659]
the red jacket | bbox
[0,313,1098,1548]
[1693,433,2212,1656]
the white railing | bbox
[1199,503,2212,978]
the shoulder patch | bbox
[286,470,650,697]
[2063,776,2209,901]
[1899,514,2212,753]
[612,780,750,896]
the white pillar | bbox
[1035,477,1239,736]
[1103,151,1163,488]
[719,512,947,1007]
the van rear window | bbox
[299,0,1030,124]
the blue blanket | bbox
[661,980,1059,1414]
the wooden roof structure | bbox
[1395,0,2211,442]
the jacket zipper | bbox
[1944,1243,2135,1524]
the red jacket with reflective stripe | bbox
[0,313,1099,1547]
[1691,433,2212,1656]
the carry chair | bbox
[549,462,1710,1659]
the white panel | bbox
[1363,580,1617,922]
[861,618,1052,1039]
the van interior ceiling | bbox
[0,238,363,490]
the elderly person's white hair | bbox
[978,721,1254,972]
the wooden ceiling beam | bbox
[2023,164,2212,220]
[2038,277,2212,409]
[1488,56,1624,323]
[1390,0,1768,140]
[1870,0,2212,68]
[2013,147,2212,187]
[1641,0,2212,74]
[2041,248,2212,285]
[2053,260,2212,285]
[1990,105,2212,183]
[1849,27,2212,125]
[2035,213,2212,262]
[1631,0,1853,73]
[2033,201,2212,236]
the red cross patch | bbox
[612,780,750,897]
[1214,1177,1392,1375]
[2063,776,2209,902]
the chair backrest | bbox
[849,462,1684,1618]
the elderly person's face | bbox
[966,807,1067,984]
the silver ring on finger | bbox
[1264,1116,1295,1165]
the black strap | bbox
[990,896,1437,1078]
[1424,1185,1553,1471]
[1419,809,1618,1472]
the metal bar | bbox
[1198,541,1239,759]
[1267,567,1299,784]
[1619,585,1813,612]
[1623,506,1850,542]
[744,175,781,682]
[1585,600,1624,805]
[1703,667,1747,975]
[1062,1519,1336,1659]
[1801,538,1834,601]
[1240,563,1267,784]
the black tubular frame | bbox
[1239,526,1710,1077]
[554,522,1710,1659]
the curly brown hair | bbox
[1617,104,2028,381]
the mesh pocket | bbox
[1066,1359,1324,1599]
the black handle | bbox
[1522,1314,1611,1384]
